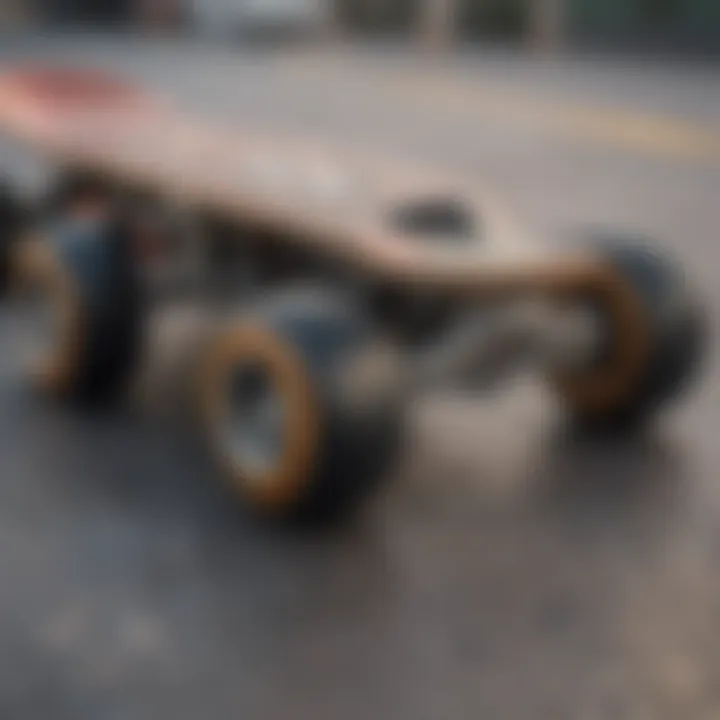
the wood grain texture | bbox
[0,66,598,295]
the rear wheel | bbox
[0,181,28,297]
[14,215,143,404]
[196,290,406,524]
[553,238,707,430]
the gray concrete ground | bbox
[0,34,719,720]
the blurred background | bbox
[0,2,719,720]
[2,0,720,53]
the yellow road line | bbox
[278,55,720,163]
[389,72,720,162]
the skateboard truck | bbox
[409,297,603,393]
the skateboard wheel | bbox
[554,238,707,429]
[196,290,405,524]
[13,216,143,404]
[0,181,28,297]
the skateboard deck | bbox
[0,66,585,294]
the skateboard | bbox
[0,66,707,523]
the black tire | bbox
[557,237,707,430]
[196,290,406,524]
[0,181,28,297]
[14,215,143,404]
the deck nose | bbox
[0,66,150,112]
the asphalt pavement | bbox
[0,34,719,720]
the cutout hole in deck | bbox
[390,197,479,244]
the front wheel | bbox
[195,290,406,524]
